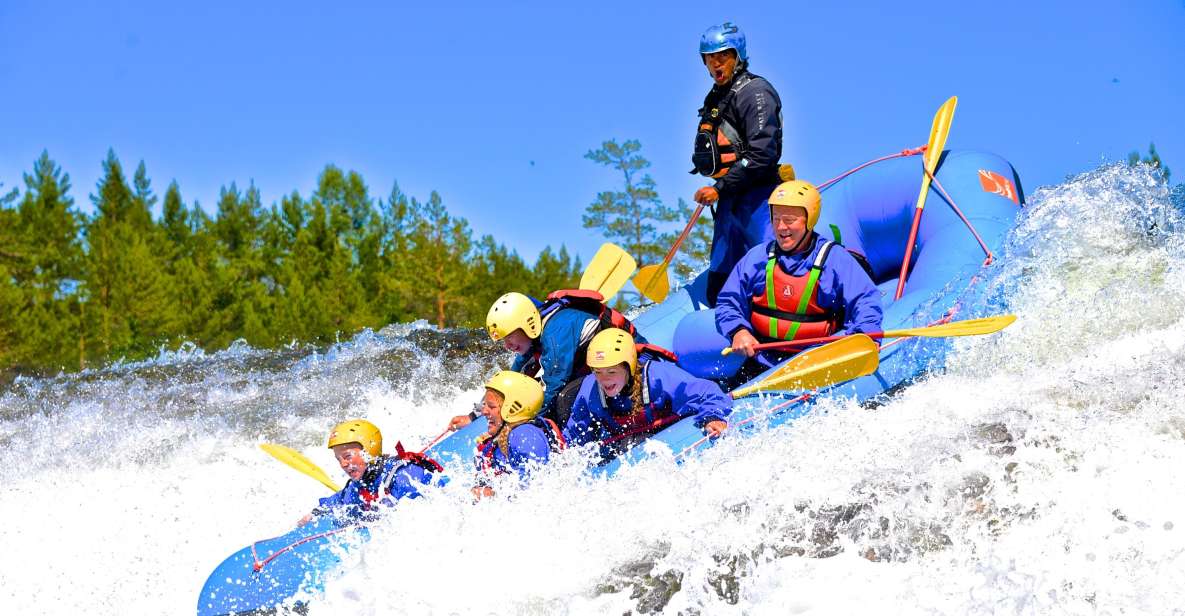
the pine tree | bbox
[467,235,533,322]
[309,165,376,335]
[583,139,682,265]
[530,245,582,296]
[12,151,85,369]
[406,191,473,328]
[204,182,273,348]
[0,185,24,369]
[82,151,177,361]
[371,182,419,324]
[161,182,215,343]
[1128,142,1172,184]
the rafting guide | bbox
[691,22,787,307]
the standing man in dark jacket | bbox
[691,22,785,307]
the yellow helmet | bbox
[768,180,822,231]
[586,328,638,373]
[485,292,542,341]
[327,419,382,458]
[485,370,544,424]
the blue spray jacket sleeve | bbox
[814,247,883,335]
[715,243,769,339]
[562,374,604,447]
[646,361,733,428]
[507,423,552,478]
[474,424,554,488]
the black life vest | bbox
[691,71,760,178]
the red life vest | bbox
[750,240,841,343]
[356,443,444,506]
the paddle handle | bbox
[893,207,925,300]
[660,203,706,268]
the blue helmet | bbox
[699,22,747,62]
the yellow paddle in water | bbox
[580,242,637,300]
[895,96,958,301]
[722,315,1015,355]
[633,203,707,303]
[730,334,880,398]
[260,443,341,493]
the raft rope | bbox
[418,428,451,455]
[923,167,995,266]
[251,527,350,573]
[816,145,928,191]
[816,144,1015,271]
[674,393,813,459]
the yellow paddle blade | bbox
[580,243,637,300]
[915,96,958,211]
[260,443,341,493]
[730,334,880,398]
[632,263,671,303]
[886,315,1016,339]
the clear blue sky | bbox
[2,1,1182,265]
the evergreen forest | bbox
[0,141,708,377]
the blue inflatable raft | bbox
[197,148,1023,616]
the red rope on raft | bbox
[924,168,995,266]
[816,145,927,191]
[674,393,813,459]
[417,428,451,455]
[252,527,350,572]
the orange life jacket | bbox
[749,240,841,343]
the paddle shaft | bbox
[894,97,957,301]
[638,203,705,296]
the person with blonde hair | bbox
[563,329,731,461]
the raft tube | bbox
[197,149,1023,615]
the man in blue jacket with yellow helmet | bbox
[715,180,883,371]
[691,22,785,307]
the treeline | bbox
[0,150,582,374]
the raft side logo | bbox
[978,169,1019,204]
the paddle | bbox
[260,443,341,493]
[580,242,637,300]
[604,335,880,446]
[721,315,1015,356]
[894,96,958,301]
[633,203,707,303]
[729,334,880,398]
